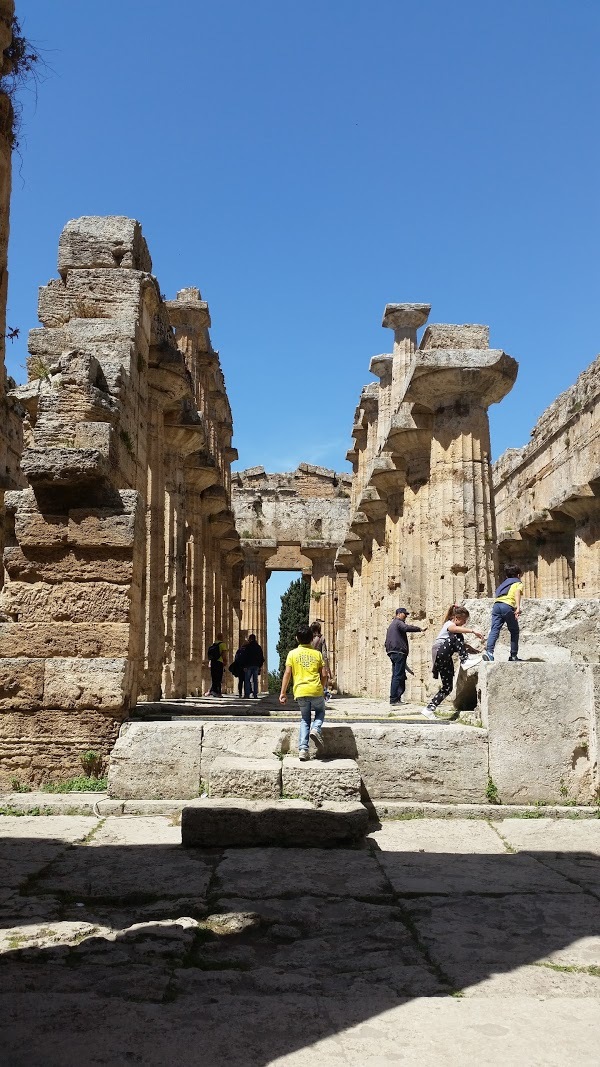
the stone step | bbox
[208,756,282,800]
[181,798,369,848]
[282,757,362,803]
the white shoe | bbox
[463,654,483,670]
[299,750,310,761]
[421,706,436,719]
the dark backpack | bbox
[207,642,221,661]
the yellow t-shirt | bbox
[218,641,227,664]
[495,581,523,609]
[285,644,324,699]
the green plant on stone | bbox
[119,429,135,457]
[81,750,103,778]
[42,776,107,793]
[486,777,501,805]
[10,778,31,793]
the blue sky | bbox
[8,1,600,664]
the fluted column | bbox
[537,533,575,597]
[241,545,269,690]
[553,496,600,598]
[382,303,431,410]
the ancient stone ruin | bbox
[0,197,597,800]
[0,217,242,786]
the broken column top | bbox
[420,323,490,349]
[382,303,431,331]
[58,216,152,274]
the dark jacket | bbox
[240,640,264,668]
[385,618,423,655]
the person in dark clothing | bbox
[207,633,227,697]
[241,633,265,698]
[384,607,427,706]
[231,639,248,697]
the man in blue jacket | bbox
[385,607,427,706]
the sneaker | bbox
[421,706,436,719]
[309,729,324,752]
[390,700,402,706]
[299,749,310,761]
[508,656,522,662]
[482,651,494,662]
[463,654,483,670]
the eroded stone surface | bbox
[208,756,282,799]
[282,757,361,803]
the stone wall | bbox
[0,217,241,787]
[232,464,351,681]
[493,354,600,598]
[336,305,518,702]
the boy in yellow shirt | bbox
[279,625,328,760]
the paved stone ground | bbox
[136,692,445,724]
[0,814,599,1065]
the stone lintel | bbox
[382,303,431,331]
[21,447,113,490]
[420,323,490,350]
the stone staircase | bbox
[182,754,368,847]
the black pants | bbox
[210,660,224,695]
[429,634,468,709]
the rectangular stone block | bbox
[108,721,203,800]
[282,757,361,803]
[43,658,132,711]
[464,597,600,664]
[58,216,152,273]
[0,581,132,623]
[0,658,45,710]
[350,724,489,803]
[200,721,295,773]
[482,662,595,804]
[181,798,369,848]
[0,622,130,658]
[209,756,282,799]
[3,547,134,585]
[66,268,145,319]
[68,491,141,549]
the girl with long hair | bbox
[422,605,484,719]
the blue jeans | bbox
[486,602,519,657]
[244,665,259,697]
[297,696,326,751]
[388,652,407,703]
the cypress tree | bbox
[276,576,310,675]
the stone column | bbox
[306,548,338,682]
[404,338,518,625]
[382,303,431,412]
[553,495,600,598]
[240,543,270,689]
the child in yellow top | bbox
[279,625,328,760]
[483,565,524,662]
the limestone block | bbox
[108,721,203,800]
[0,622,130,658]
[421,323,490,349]
[482,662,595,804]
[73,421,113,453]
[208,756,282,799]
[21,447,111,489]
[0,658,45,710]
[38,279,71,328]
[350,725,489,802]
[3,547,134,586]
[68,491,141,549]
[0,581,132,623]
[200,721,295,773]
[181,798,369,848]
[282,758,362,803]
[58,216,152,273]
[43,658,132,711]
[14,508,68,548]
[66,268,146,319]
[464,598,600,664]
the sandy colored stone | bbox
[108,722,202,800]
[43,657,132,711]
[182,799,369,848]
[482,661,595,804]
[3,547,134,586]
[200,721,295,772]
[282,757,361,803]
[0,621,131,658]
[0,658,45,710]
[0,580,133,624]
[208,756,282,799]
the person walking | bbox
[385,607,427,706]
[242,633,265,698]
[279,625,328,760]
[483,565,524,662]
[207,633,227,697]
[422,606,484,718]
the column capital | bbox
[405,348,518,409]
[382,303,431,332]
